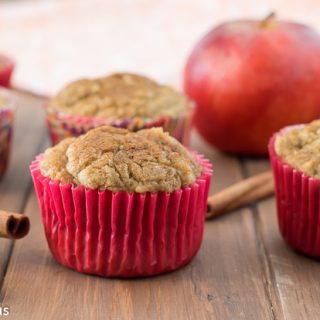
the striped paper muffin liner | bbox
[0,55,14,88]
[30,152,212,277]
[0,89,15,178]
[46,108,193,146]
[269,127,320,258]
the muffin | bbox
[46,73,193,145]
[269,120,320,257]
[0,88,15,178]
[0,55,14,88]
[30,126,212,277]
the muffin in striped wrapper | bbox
[30,126,212,277]
[0,88,15,178]
[46,73,193,146]
[269,120,320,258]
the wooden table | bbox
[0,91,319,320]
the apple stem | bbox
[260,12,276,28]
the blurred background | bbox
[0,0,319,95]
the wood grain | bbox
[245,159,320,320]
[1,124,276,320]
[4,93,320,320]
[0,92,46,283]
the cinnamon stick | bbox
[206,170,274,219]
[0,210,30,239]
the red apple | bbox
[184,14,320,155]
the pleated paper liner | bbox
[46,108,193,146]
[0,88,15,178]
[269,127,320,258]
[30,152,212,277]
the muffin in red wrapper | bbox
[0,55,14,88]
[269,121,320,258]
[0,88,15,178]
[46,73,193,146]
[30,126,212,277]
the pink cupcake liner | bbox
[0,55,14,88]
[46,108,193,146]
[0,89,15,178]
[30,152,212,277]
[269,127,320,258]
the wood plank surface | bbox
[245,159,320,320]
[0,92,46,283]
[0,101,276,320]
[1,93,320,320]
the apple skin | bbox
[184,18,320,156]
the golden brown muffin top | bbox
[40,126,202,192]
[275,120,320,178]
[49,73,192,119]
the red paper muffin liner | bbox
[0,89,15,178]
[30,152,212,277]
[269,126,320,258]
[0,55,14,88]
[46,108,193,146]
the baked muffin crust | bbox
[275,120,320,178]
[49,73,192,119]
[41,126,202,192]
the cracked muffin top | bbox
[275,120,320,178]
[40,126,202,192]
[49,73,192,119]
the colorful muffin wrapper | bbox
[46,108,193,146]
[269,127,320,258]
[0,89,15,178]
[0,56,14,88]
[30,152,212,277]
